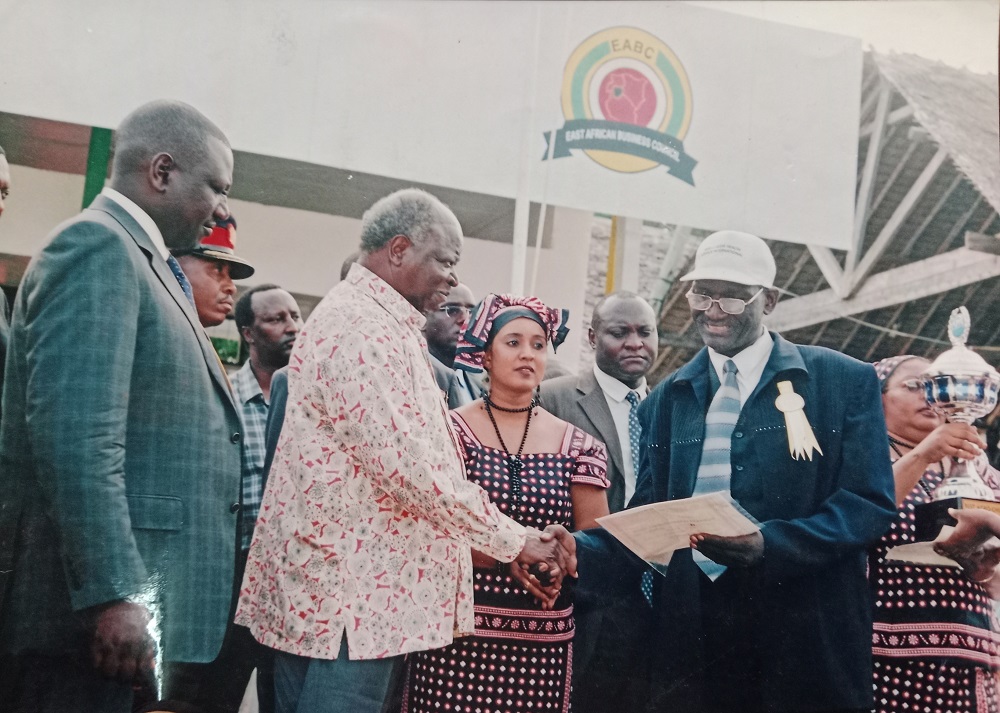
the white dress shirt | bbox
[452,367,477,405]
[101,187,169,261]
[593,363,648,506]
[707,329,774,406]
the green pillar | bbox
[82,127,113,209]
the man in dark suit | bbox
[576,231,896,713]
[0,100,243,712]
[425,282,482,408]
[542,291,658,713]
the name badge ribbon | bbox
[775,381,823,461]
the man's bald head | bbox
[590,291,658,389]
[111,100,229,181]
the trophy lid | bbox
[924,307,1000,377]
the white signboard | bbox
[0,1,860,248]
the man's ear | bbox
[149,152,175,193]
[762,287,780,315]
[387,234,413,267]
[588,327,597,350]
[240,325,254,345]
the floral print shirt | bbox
[235,264,527,660]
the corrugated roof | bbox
[874,52,1000,214]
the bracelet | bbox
[970,567,997,584]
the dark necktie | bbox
[166,255,196,308]
[626,390,656,605]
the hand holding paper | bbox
[596,492,760,568]
[691,530,764,567]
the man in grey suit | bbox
[541,291,659,713]
[425,281,482,408]
[0,100,242,712]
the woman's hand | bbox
[910,422,984,464]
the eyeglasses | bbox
[685,288,764,315]
[439,305,472,320]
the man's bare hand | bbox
[83,600,155,682]
[691,531,764,568]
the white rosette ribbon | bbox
[775,381,823,461]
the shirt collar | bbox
[708,328,774,379]
[592,363,647,403]
[233,359,265,405]
[101,187,169,261]
[347,263,426,331]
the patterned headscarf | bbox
[454,293,569,373]
[873,355,923,392]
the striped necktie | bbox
[625,390,656,605]
[166,255,196,308]
[692,359,741,581]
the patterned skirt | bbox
[874,659,1000,713]
[401,604,574,713]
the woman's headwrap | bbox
[873,355,922,392]
[454,293,569,373]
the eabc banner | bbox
[544,27,697,185]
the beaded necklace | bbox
[483,393,538,506]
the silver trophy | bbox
[916,307,999,527]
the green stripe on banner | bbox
[655,52,688,138]
[82,127,113,209]
[571,42,611,118]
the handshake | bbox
[508,524,577,609]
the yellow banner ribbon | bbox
[775,381,823,461]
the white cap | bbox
[680,230,776,288]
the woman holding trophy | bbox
[870,354,1000,713]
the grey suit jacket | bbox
[0,195,242,663]
[541,371,627,512]
[429,353,484,410]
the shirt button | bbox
[230,502,241,513]
[734,431,743,438]
[735,465,744,471]
[231,432,241,444]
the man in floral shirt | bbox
[236,188,575,713]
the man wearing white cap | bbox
[576,231,897,713]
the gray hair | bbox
[111,100,229,178]
[359,188,455,253]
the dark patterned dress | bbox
[869,456,1000,713]
[400,412,609,713]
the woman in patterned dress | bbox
[870,355,1000,713]
[400,294,610,713]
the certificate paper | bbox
[596,492,760,569]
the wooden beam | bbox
[807,246,847,297]
[847,81,892,277]
[859,105,914,137]
[658,332,704,350]
[846,148,949,295]
[767,247,1000,333]
[966,230,1000,255]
